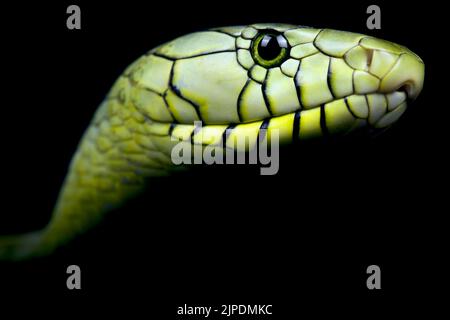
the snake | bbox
[0,23,424,260]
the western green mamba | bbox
[0,23,424,260]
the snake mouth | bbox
[142,69,418,149]
[225,84,412,135]
[165,89,409,151]
[267,89,410,139]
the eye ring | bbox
[251,30,290,68]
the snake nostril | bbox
[398,84,409,92]
[397,82,414,99]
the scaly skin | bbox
[0,24,424,260]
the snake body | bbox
[0,24,424,260]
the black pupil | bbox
[258,34,285,61]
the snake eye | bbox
[251,31,290,68]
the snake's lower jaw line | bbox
[379,52,425,100]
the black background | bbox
[0,0,447,317]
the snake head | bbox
[119,23,424,145]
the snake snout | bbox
[378,51,425,100]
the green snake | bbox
[0,23,424,260]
